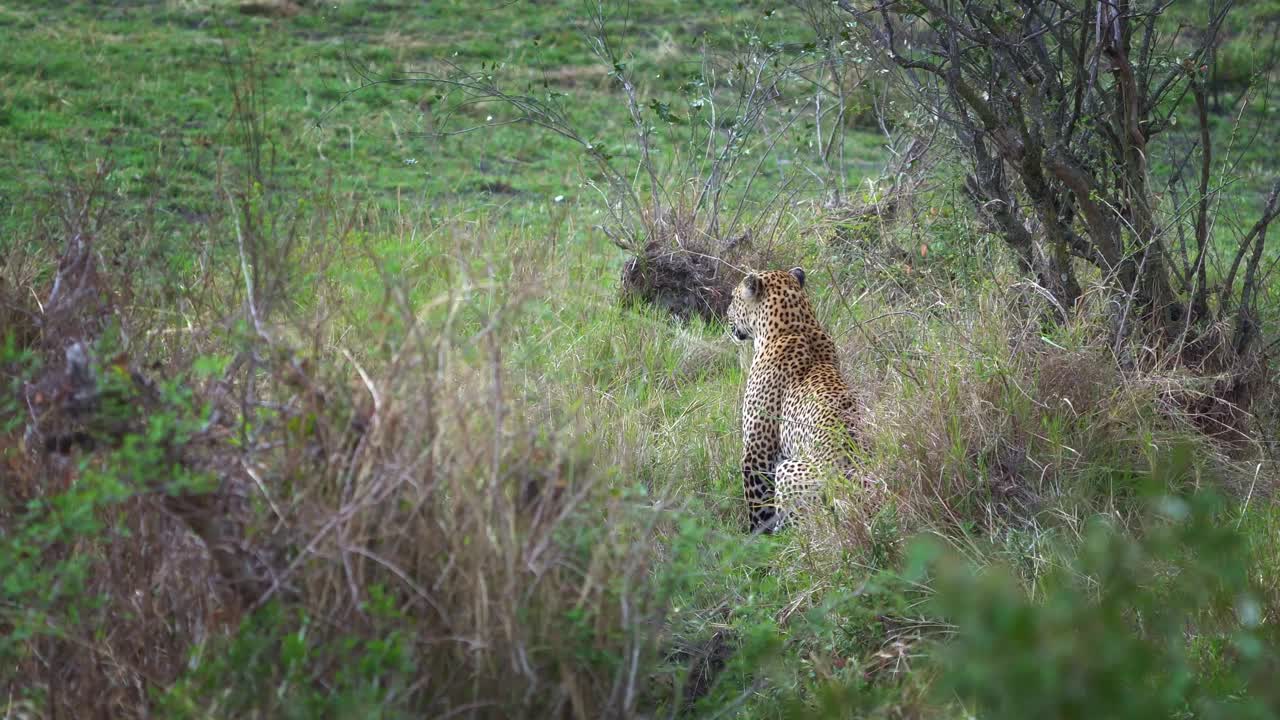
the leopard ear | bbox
[742,273,764,301]
[789,267,806,287]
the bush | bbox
[925,478,1280,719]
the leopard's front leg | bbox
[742,415,783,534]
[740,339,796,534]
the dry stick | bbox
[1218,178,1280,340]
[241,458,286,525]
[226,186,268,342]
[723,107,808,241]
[1112,242,1153,365]
[1187,72,1213,323]
[694,50,776,228]
[1232,183,1280,354]
[1224,179,1280,306]
[1204,91,1253,290]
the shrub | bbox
[925,479,1280,719]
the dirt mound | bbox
[619,242,738,322]
[618,225,766,323]
[238,0,302,18]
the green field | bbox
[4,1,1280,718]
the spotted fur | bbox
[727,267,860,533]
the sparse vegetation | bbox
[3,1,1280,718]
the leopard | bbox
[726,267,861,534]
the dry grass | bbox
[0,170,697,718]
[783,258,1278,592]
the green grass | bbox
[0,0,881,239]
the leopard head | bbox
[726,267,810,344]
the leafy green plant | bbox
[0,339,221,699]
[924,481,1280,720]
[158,593,417,720]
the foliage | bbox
[927,481,1280,719]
